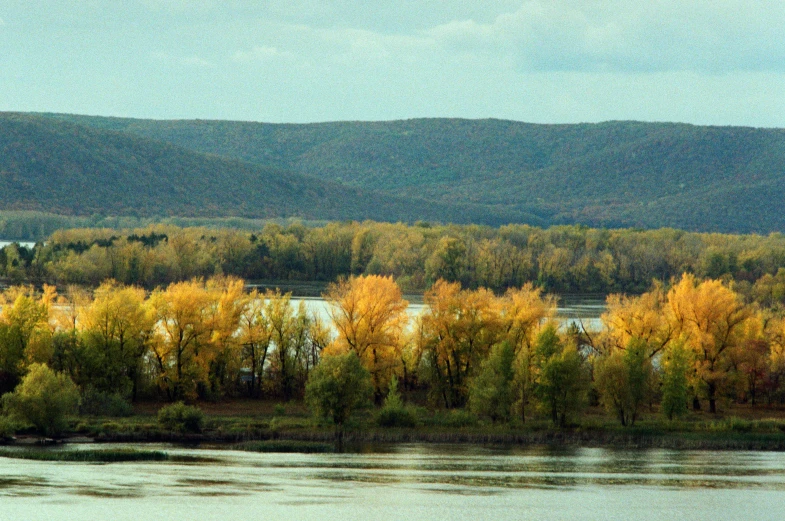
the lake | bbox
[1,444,783,520]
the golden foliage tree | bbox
[666,273,755,413]
[324,275,408,402]
[416,280,502,408]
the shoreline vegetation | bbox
[4,407,785,453]
[3,220,785,453]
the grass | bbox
[0,448,168,462]
[233,440,335,453]
[6,399,782,451]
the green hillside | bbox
[0,113,539,226]
[46,114,785,233]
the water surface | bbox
[1,444,783,521]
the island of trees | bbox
[2,221,785,444]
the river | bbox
[1,444,783,520]
[292,295,605,331]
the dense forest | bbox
[4,221,785,298]
[40,113,785,233]
[0,114,530,226]
[4,221,785,432]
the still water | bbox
[1,444,784,521]
[292,296,605,331]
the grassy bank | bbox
[17,401,777,452]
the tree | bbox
[149,279,215,400]
[594,337,655,426]
[1,363,80,437]
[416,280,502,408]
[0,285,56,394]
[469,341,516,423]
[304,351,372,433]
[533,325,589,427]
[667,274,754,413]
[81,281,153,399]
[661,340,691,420]
[324,275,408,403]
[601,283,674,358]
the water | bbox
[293,296,605,332]
[1,444,783,520]
[0,240,36,249]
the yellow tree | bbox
[499,283,557,422]
[82,281,154,398]
[0,285,56,393]
[324,275,408,402]
[416,280,502,408]
[149,279,215,400]
[237,288,272,398]
[204,276,246,397]
[601,282,674,358]
[667,273,754,413]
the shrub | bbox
[157,402,204,433]
[376,377,417,428]
[1,363,80,437]
[0,415,17,439]
[79,389,134,417]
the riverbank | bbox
[5,402,785,452]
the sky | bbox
[1,0,784,126]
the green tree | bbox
[305,352,372,432]
[594,338,654,426]
[533,326,589,427]
[1,363,80,437]
[661,340,691,420]
[469,341,516,423]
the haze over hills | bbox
[5,112,785,233]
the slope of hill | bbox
[46,114,785,233]
[0,114,541,225]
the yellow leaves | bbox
[666,273,753,362]
[601,283,672,357]
[325,275,408,397]
[501,283,556,352]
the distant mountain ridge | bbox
[6,112,785,233]
[0,113,539,226]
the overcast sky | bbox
[1,1,784,126]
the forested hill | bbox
[17,113,785,232]
[0,113,537,225]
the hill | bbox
[0,114,539,225]
[46,114,785,233]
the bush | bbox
[376,377,417,428]
[79,389,134,417]
[157,402,204,433]
[1,363,80,437]
[0,415,17,439]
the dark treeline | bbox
[3,221,785,296]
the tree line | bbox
[5,221,785,297]
[2,272,785,429]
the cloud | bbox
[427,1,785,73]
